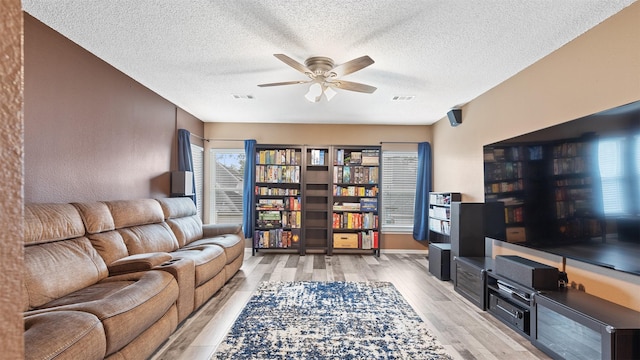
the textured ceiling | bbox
[22,0,635,125]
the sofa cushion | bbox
[187,234,244,265]
[73,201,115,234]
[119,222,179,254]
[24,237,109,310]
[86,230,129,266]
[25,310,106,360]
[106,199,165,229]
[36,270,179,357]
[24,203,85,245]
[174,245,226,287]
[156,197,203,246]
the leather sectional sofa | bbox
[23,197,244,360]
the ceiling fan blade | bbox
[273,54,312,75]
[328,80,377,94]
[258,80,311,87]
[330,55,375,77]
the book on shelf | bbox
[350,152,362,164]
[310,149,326,165]
[254,228,299,249]
[361,149,380,165]
[359,198,377,212]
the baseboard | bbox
[381,249,429,255]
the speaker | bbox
[494,255,558,290]
[447,108,462,127]
[171,171,194,196]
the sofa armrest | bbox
[108,252,173,276]
[202,223,242,238]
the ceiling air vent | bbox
[232,94,254,99]
[392,96,415,101]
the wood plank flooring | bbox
[151,251,551,360]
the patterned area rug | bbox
[213,281,453,359]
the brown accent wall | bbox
[0,0,24,358]
[431,3,640,310]
[205,122,431,251]
[24,14,183,203]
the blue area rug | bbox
[213,281,453,359]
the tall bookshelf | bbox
[428,192,461,243]
[303,146,332,254]
[331,146,381,256]
[252,145,303,255]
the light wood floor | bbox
[151,251,551,360]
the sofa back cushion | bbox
[74,202,129,265]
[118,222,179,254]
[106,199,165,228]
[156,197,203,246]
[24,204,108,310]
[24,203,85,245]
[105,199,179,254]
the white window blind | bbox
[210,149,245,224]
[597,138,625,215]
[381,151,418,232]
[190,144,204,220]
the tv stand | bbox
[486,270,536,338]
[533,288,640,359]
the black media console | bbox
[456,255,640,359]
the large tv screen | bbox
[484,100,640,275]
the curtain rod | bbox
[189,133,246,143]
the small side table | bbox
[428,243,451,281]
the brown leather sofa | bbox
[23,198,244,360]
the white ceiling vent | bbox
[232,94,254,100]
[392,96,415,101]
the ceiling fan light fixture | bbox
[324,86,337,101]
[305,83,323,102]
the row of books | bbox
[333,166,379,184]
[332,212,378,230]
[332,198,378,212]
[256,210,301,228]
[555,187,592,201]
[256,149,301,165]
[256,165,300,183]
[333,185,378,197]
[332,231,379,249]
[309,149,326,165]
[256,197,301,210]
[334,149,380,166]
[255,186,299,196]
[429,218,450,235]
[428,206,450,220]
[356,230,379,249]
[484,145,543,162]
[254,229,300,249]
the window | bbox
[210,149,245,224]
[190,144,204,220]
[381,151,418,232]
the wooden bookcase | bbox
[252,144,381,256]
[252,145,303,255]
[331,146,381,256]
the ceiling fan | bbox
[258,54,377,102]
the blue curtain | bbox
[242,139,257,239]
[177,129,197,206]
[413,142,432,241]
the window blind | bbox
[381,151,418,232]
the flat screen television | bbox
[483,100,640,276]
